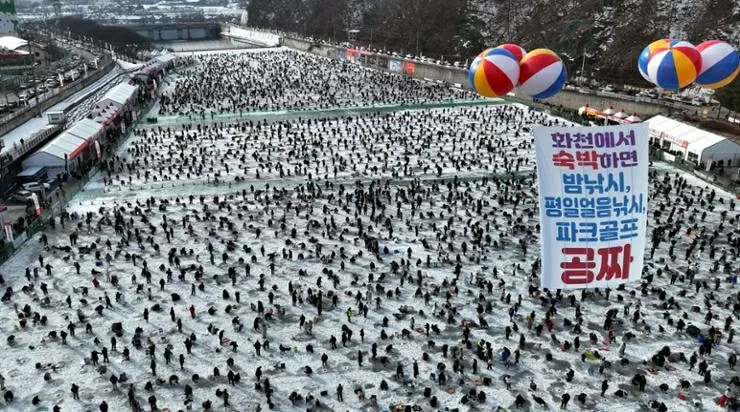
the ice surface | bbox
[158,49,480,116]
[0,49,737,412]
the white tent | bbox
[66,119,104,141]
[645,115,740,167]
[0,36,28,51]
[96,83,139,110]
[91,102,121,125]
[23,119,103,171]
[687,133,740,168]
[153,54,176,65]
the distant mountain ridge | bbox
[247,0,740,86]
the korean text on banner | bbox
[535,123,649,290]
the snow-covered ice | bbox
[94,105,548,194]
[157,49,481,116]
[0,48,738,412]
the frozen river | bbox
[0,47,738,412]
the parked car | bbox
[22,182,51,193]
[11,190,34,204]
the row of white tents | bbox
[22,83,140,176]
[646,115,740,169]
[578,105,643,124]
[579,104,740,169]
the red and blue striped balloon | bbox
[638,39,672,83]
[468,48,520,98]
[518,48,566,99]
[496,43,527,62]
[646,41,702,90]
[695,40,739,89]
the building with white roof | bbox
[22,119,104,174]
[96,83,139,111]
[646,115,740,168]
[0,35,47,64]
[0,35,25,51]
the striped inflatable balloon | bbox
[646,41,702,90]
[471,48,496,65]
[496,43,527,62]
[638,39,672,83]
[518,49,566,99]
[468,48,520,98]
[695,40,739,89]
[468,48,494,92]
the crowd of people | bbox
[101,105,543,191]
[0,49,738,412]
[157,50,478,116]
[1,155,738,411]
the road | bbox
[1,37,108,111]
[1,87,57,105]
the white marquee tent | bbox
[96,83,139,110]
[646,115,740,167]
[23,119,104,172]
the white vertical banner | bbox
[94,140,101,159]
[30,193,41,216]
[0,206,12,242]
[535,123,649,290]
[4,224,13,243]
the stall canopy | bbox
[134,60,165,80]
[153,54,176,65]
[92,102,120,125]
[66,118,104,141]
[578,105,601,116]
[97,83,138,110]
[646,115,740,166]
[578,105,642,124]
[646,115,711,149]
[22,119,103,170]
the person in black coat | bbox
[560,392,570,409]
